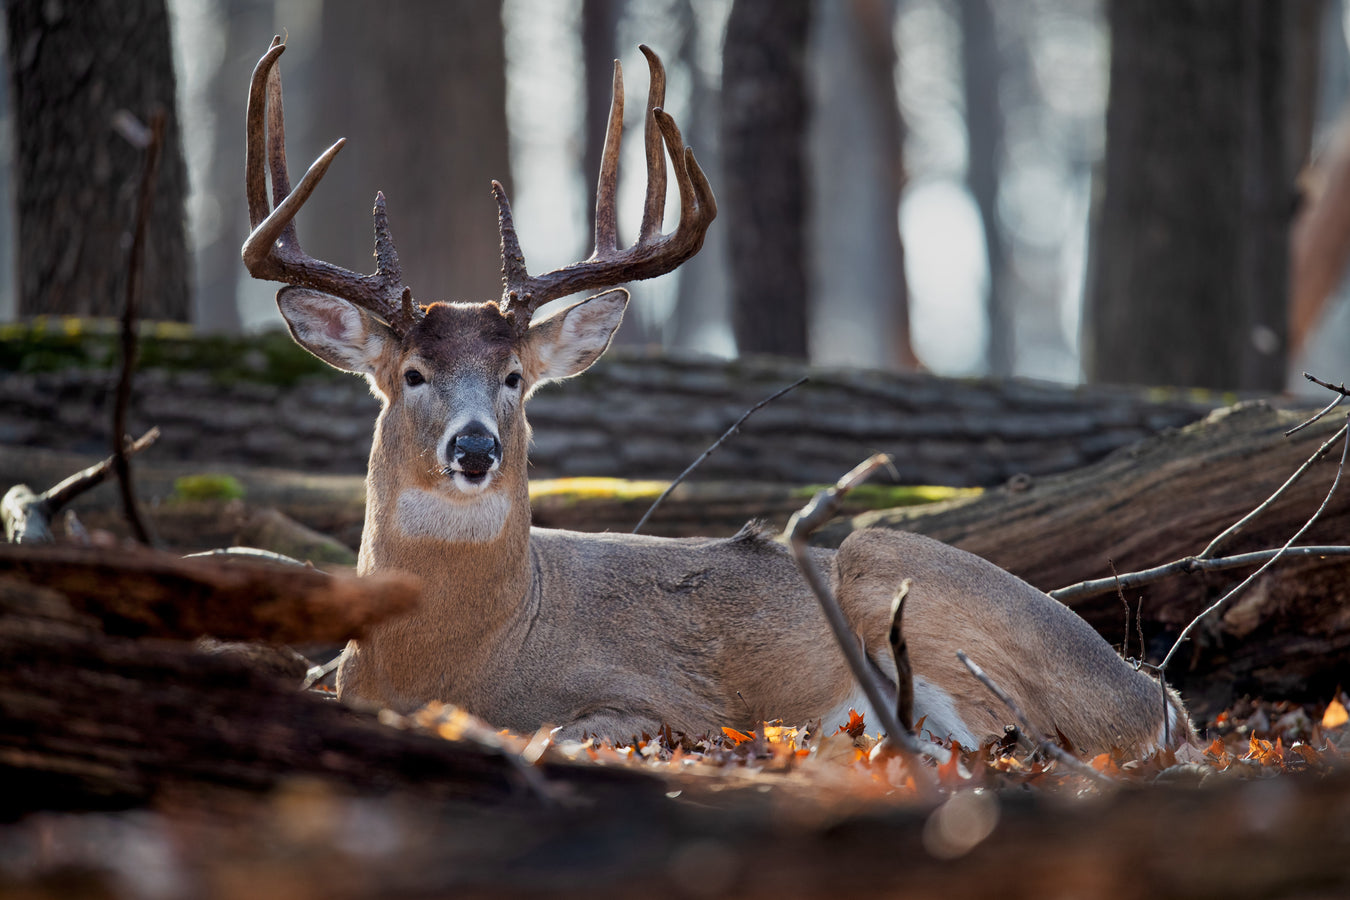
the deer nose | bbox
[449,429,500,476]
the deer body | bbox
[243,39,1192,754]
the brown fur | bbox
[281,290,1193,752]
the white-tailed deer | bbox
[243,38,1193,753]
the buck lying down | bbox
[242,38,1193,756]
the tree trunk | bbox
[5,0,191,321]
[722,0,811,358]
[188,0,275,333]
[958,0,1011,377]
[669,0,734,357]
[824,402,1350,714]
[302,1,511,305]
[1085,0,1301,391]
[809,0,916,371]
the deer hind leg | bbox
[835,528,1196,755]
[832,533,985,749]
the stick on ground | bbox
[784,455,937,788]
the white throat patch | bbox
[395,488,512,544]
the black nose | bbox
[449,429,500,476]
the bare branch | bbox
[956,650,1114,786]
[1198,420,1347,559]
[112,108,165,547]
[633,377,807,534]
[1050,544,1350,603]
[783,455,938,788]
[3,429,161,545]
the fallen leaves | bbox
[374,693,1350,814]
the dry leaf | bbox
[1322,697,1348,729]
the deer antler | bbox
[242,37,423,336]
[495,45,717,331]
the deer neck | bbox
[358,415,535,640]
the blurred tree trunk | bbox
[581,0,650,346]
[5,0,191,321]
[304,1,510,305]
[722,0,811,359]
[191,0,274,334]
[958,0,1011,377]
[669,0,733,357]
[1086,0,1313,391]
[809,0,917,371]
[582,0,623,244]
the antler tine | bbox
[241,38,422,335]
[263,38,297,251]
[494,45,718,330]
[637,44,667,245]
[594,60,623,256]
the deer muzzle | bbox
[448,428,501,483]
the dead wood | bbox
[821,403,1350,712]
[0,444,899,544]
[0,348,1216,486]
[0,542,416,643]
[0,578,657,815]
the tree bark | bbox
[1086,0,1305,391]
[958,0,1011,376]
[669,0,734,357]
[301,1,511,305]
[722,0,811,358]
[824,402,1350,713]
[4,0,191,321]
[809,0,916,371]
[0,349,1215,487]
[188,0,274,333]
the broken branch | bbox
[633,377,807,534]
[3,428,160,543]
[784,455,936,785]
[956,650,1113,785]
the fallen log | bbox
[0,542,416,643]
[0,445,976,543]
[0,577,657,814]
[822,403,1350,713]
[0,331,1216,486]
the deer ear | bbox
[277,286,394,376]
[523,288,628,387]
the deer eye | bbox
[404,368,426,387]
[504,372,523,390]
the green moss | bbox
[0,318,333,387]
[530,477,668,505]
[790,483,982,510]
[171,474,246,502]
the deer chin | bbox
[444,466,497,496]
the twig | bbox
[1110,559,1130,659]
[1198,419,1347,559]
[1284,391,1343,437]
[956,650,1114,786]
[1305,371,1350,397]
[112,107,166,547]
[1158,412,1350,674]
[888,579,914,731]
[784,455,938,787]
[633,377,807,534]
[2,429,160,543]
[1050,544,1350,603]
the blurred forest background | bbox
[3,0,1350,394]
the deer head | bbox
[242,38,715,528]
